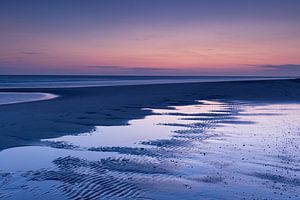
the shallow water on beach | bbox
[0,92,57,105]
[0,100,299,200]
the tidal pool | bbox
[0,100,299,200]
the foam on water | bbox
[0,92,58,105]
[0,100,299,199]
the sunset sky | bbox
[0,0,300,75]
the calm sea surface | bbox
[0,76,291,105]
[0,75,290,88]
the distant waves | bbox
[0,75,290,89]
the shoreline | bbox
[1,99,299,199]
[0,92,58,106]
[0,78,300,151]
[0,76,292,89]
[0,77,294,106]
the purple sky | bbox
[0,0,300,76]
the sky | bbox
[0,0,300,76]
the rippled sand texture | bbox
[0,101,299,200]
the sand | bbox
[0,78,299,151]
[1,79,300,199]
[0,99,299,199]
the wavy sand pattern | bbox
[0,100,299,199]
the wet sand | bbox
[0,79,300,150]
[0,79,300,199]
[0,92,57,105]
[0,100,299,199]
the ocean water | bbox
[0,75,290,89]
[0,75,291,105]
[0,100,299,199]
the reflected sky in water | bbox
[0,100,299,200]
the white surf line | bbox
[0,92,58,105]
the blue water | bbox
[0,75,291,89]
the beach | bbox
[1,0,300,199]
[0,78,300,199]
[0,78,299,150]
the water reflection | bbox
[0,100,299,200]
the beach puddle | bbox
[0,100,299,199]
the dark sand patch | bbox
[88,146,173,158]
[189,176,224,184]
[25,156,145,200]
[249,172,300,186]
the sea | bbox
[0,75,291,105]
[0,75,291,88]
[0,75,290,105]
[0,76,299,199]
